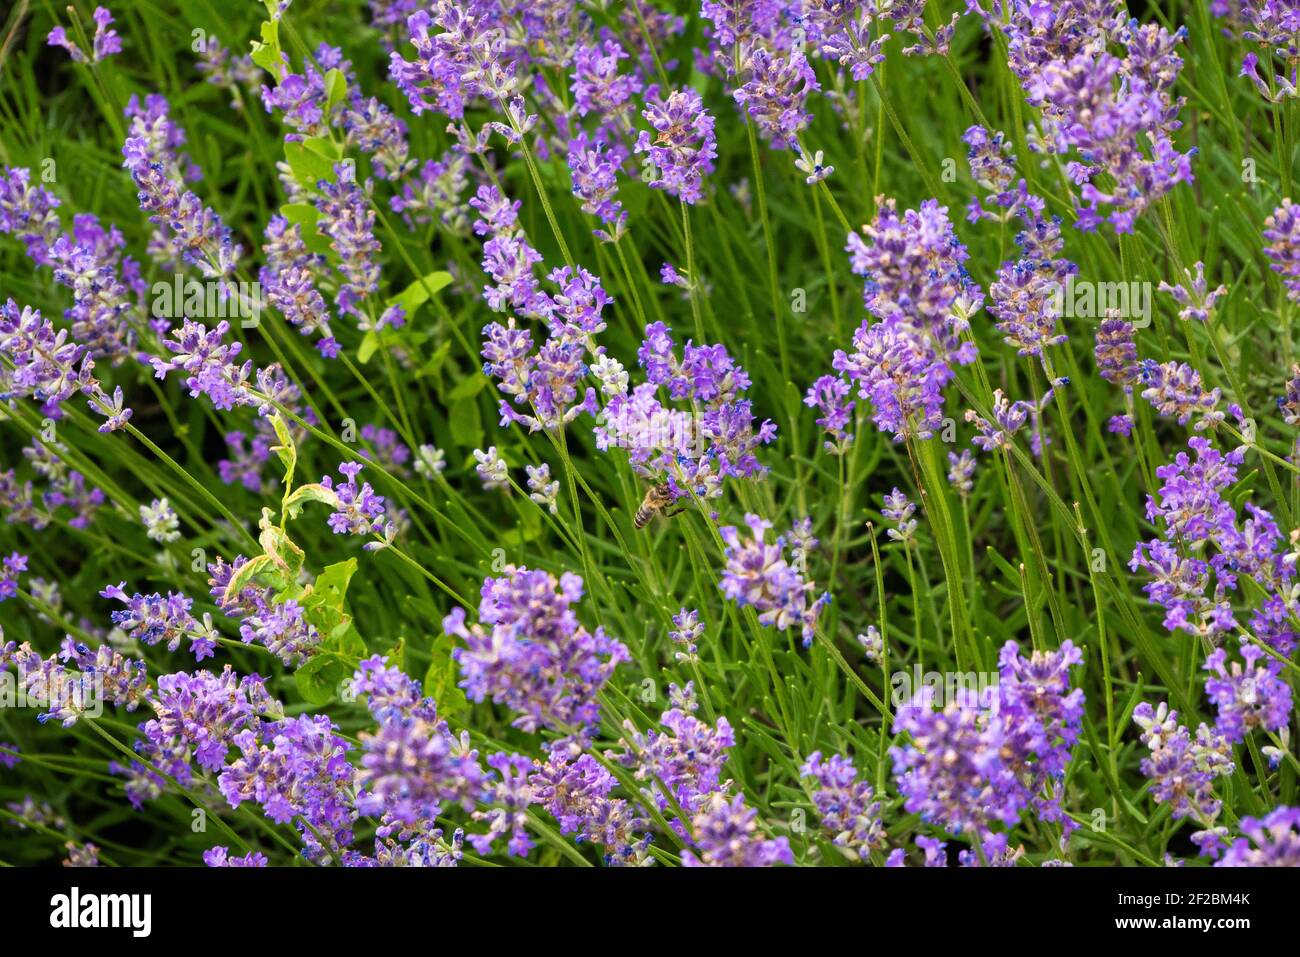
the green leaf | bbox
[386,271,452,317]
[284,141,336,191]
[305,558,357,615]
[279,203,332,255]
[270,413,296,482]
[447,374,488,401]
[448,396,483,448]
[357,328,409,365]
[323,69,348,115]
[298,559,361,643]
[423,633,467,718]
[257,514,306,579]
[249,20,282,76]
[416,341,452,380]
[295,654,341,706]
[357,331,380,365]
[223,554,270,602]
[302,136,343,163]
[280,203,320,228]
[329,622,368,661]
[282,483,341,521]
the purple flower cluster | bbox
[479,310,599,433]
[962,125,1080,364]
[0,450,104,532]
[1264,198,1300,303]
[669,608,703,662]
[222,713,357,861]
[1159,262,1228,322]
[718,514,830,647]
[0,166,62,266]
[207,557,322,665]
[1095,314,1140,387]
[804,374,855,453]
[617,689,734,823]
[137,667,283,786]
[149,320,257,412]
[259,215,335,354]
[320,462,395,549]
[389,2,521,119]
[731,48,818,151]
[801,752,887,861]
[1217,807,1300,866]
[891,641,1083,842]
[1138,360,1223,430]
[634,87,717,205]
[1203,644,1292,744]
[0,300,131,432]
[472,186,608,432]
[350,655,484,829]
[0,551,26,600]
[100,583,218,660]
[47,7,121,64]
[1132,700,1234,856]
[444,566,628,743]
[314,163,382,316]
[1216,2,1300,102]
[804,2,891,81]
[947,449,977,499]
[1130,437,1297,648]
[0,638,147,727]
[966,385,1059,454]
[203,847,268,867]
[680,792,793,867]
[121,97,240,279]
[980,1,1195,232]
[568,135,627,243]
[392,151,473,232]
[826,199,981,442]
[881,488,917,543]
[530,743,650,866]
[596,322,776,503]
[45,212,144,363]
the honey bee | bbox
[634,482,684,529]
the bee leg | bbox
[662,504,688,518]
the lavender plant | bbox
[0,0,1299,872]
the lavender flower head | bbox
[680,792,793,867]
[596,322,776,504]
[48,7,122,64]
[1264,199,1300,303]
[320,462,395,548]
[1158,262,1228,322]
[801,752,887,861]
[1216,807,1300,867]
[833,198,981,442]
[881,488,917,543]
[718,514,830,647]
[634,87,717,205]
[444,566,629,743]
[1203,643,1292,744]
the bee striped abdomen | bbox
[634,483,674,529]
